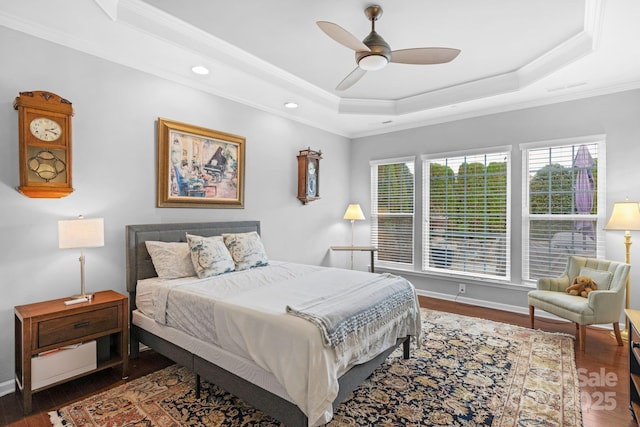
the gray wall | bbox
[0,27,353,391]
[351,88,640,310]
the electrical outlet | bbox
[459,284,466,294]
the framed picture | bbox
[157,118,245,208]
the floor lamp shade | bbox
[604,201,640,232]
[58,216,104,299]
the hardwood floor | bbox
[1,297,635,426]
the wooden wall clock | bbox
[297,147,322,204]
[13,91,74,198]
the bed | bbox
[126,221,420,426]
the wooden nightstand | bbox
[14,290,128,414]
[627,309,640,424]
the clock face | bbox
[29,117,62,142]
[307,160,317,196]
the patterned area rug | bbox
[49,309,582,426]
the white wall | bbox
[351,88,640,309]
[0,27,353,391]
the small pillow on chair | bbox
[579,267,613,290]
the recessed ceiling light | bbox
[191,65,209,75]
[284,102,299,109]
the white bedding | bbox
[136,261,420,426]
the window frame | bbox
[520,135,606,284]
[421,146,512,281]
[370,156,416,269]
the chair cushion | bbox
[578,267,613,290]
[528,290,595,324]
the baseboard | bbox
[415,288,620,331]
[0,378,14,398]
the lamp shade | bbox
[343,204,365,221]
[58,217,105,249]
[604,202,640,231]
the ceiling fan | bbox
[317,5,461,91]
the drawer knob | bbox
[74,321,90,329]
[632,340,640,349]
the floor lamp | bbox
[343,204,365,269]
[604,200,640,340]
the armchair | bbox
[528,255,630,351]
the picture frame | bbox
[156,118,245,208]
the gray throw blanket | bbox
[286,273,418,357]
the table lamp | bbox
[58,215,104,299]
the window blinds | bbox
[370,158,415,267]
[423,149,510,280]
[522,139,604,282]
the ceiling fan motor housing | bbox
[356,31,391,70]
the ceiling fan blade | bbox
[390,47,461,65]
[317,21,371,52]
[336,67,367,91]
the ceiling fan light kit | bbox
[317,5,460,90]
[358,54,388,71]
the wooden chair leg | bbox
[578,324,586,351]
[529,305,535,329]
[613,322,623,346]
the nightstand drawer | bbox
[37,306,119,348]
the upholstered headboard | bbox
[125,221,261,296]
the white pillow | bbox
[145,241,196,279]
[578,267,613,290]
[222,231,269,271]
[186,234,235,278]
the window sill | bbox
[374,264,536,291]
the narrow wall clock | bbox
[13,91,74,198]
[297,147,322,204]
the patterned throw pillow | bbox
[186,234,235,278]
[145,241,197,279]
[222,231,269,271]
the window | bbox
[370,157,415,267]
[522,136,605,282]
[423,148,511,280]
